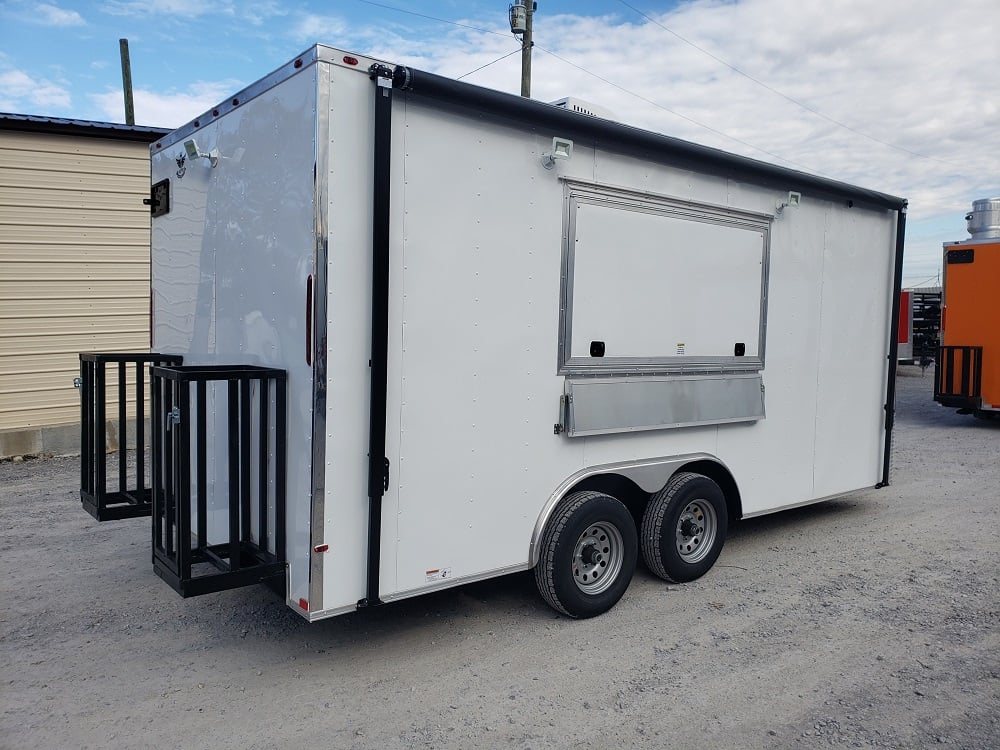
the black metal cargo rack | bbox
[911,290,941,364]
[150,364,287,598]
[79,353,184,521]
[935,345,983,409]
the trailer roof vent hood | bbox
[966,197,1000,240]
[549,96,617,121]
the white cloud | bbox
[0,68,72,110]
[35,3,84,26]
[289,14,349,42]
[346,0,997,285]
[100,0,232,16]
[91,79,243,128]
[99,0,282,22]
[241,1,288,26]
[40,0,991,285]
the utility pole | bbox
[509,1,536,98]
[521,2,534,98]
[119,38,135,125]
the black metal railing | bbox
[150,364,287,598]
[935,345,983,408]
[79,353,184,521]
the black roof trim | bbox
[392,67,907,212]
[0,112,169,143]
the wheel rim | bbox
[674,499,717,564]
[572,521,624,595]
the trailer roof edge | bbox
[392,66,907,213]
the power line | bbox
[534,44,821,174]
[352,2,524,88]
[616,0,960,168]
[352,0,826,173]
[457,47,522,80]
[356,0,509,37]
[905,274,943,288]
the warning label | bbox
[425,567,453,583]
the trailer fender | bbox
[529,453,740,567]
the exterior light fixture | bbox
[776,191,801,214]
[542,136,574,169]
[183,138,219,168]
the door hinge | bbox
[555,393,571,435]
[383,457,390,492]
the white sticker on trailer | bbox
[425,568,453,583]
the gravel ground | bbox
[1,367,997,749]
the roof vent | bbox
[548,97,617,121]
[966,198,1000,240]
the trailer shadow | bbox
[727,496,869,543]
[303,571,553,642]
[177,568,554,651]
[302,498,868,640]
[191,498,873,650]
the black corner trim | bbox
[880,206,908,487]
[364,64,393,608]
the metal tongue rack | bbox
[77,353,289,597]
[149,364,288,597]
[78,353,183,521]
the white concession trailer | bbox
[79,45,907,621]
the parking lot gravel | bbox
[1,367,997,749]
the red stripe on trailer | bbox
[898,290,911,344]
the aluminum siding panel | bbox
[0,129,150,431]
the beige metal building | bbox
[0,114,168,457]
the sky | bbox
[1,0,998,287]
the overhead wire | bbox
[351,0,818,172]
[905,273,943,288]
[533,44,821,173]
[616,0,960,168]
[356,0,509,37]
[457,47,522,80]
[357,2,522,82]
[350,0,948,277]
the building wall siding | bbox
[0,129,151,432]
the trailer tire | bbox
[641,472,728,583]
[534,491,637,619]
